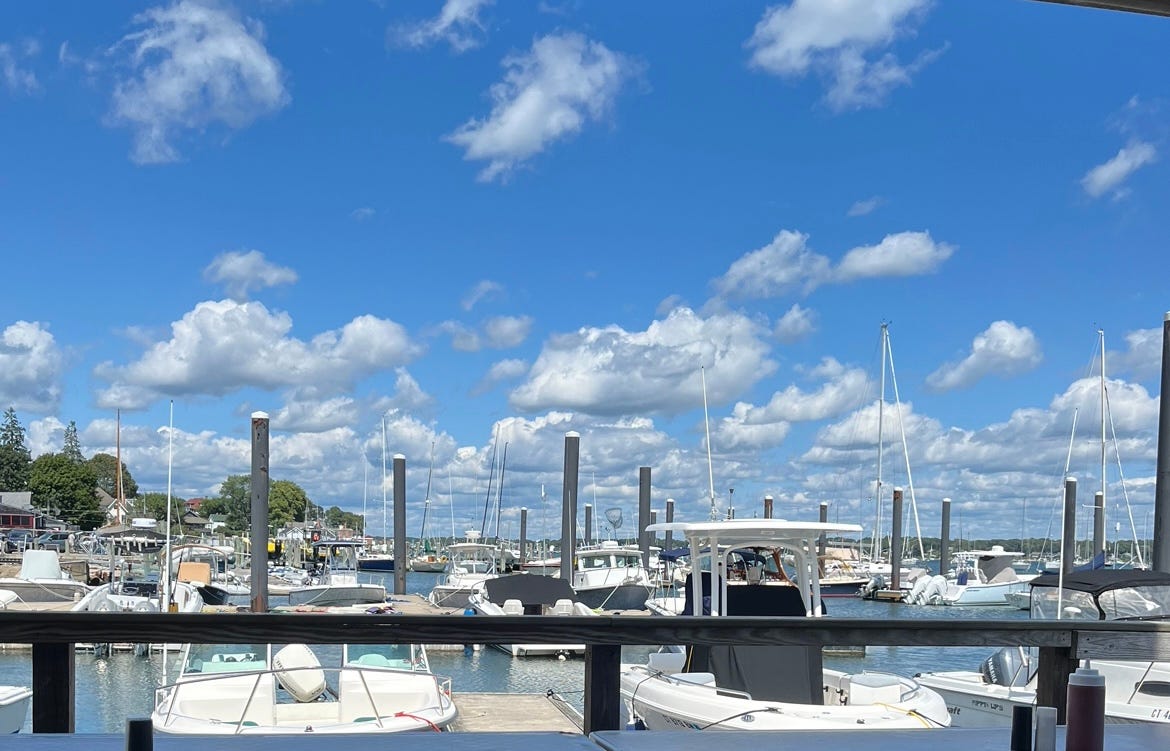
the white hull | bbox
[0,686,32,734]
[0,578,90,603]
[918,662,1170,727]
[286,583,386,608]
[623,665,949,731]
[943,579,1030,606]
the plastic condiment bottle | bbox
[1065,667,1106,751]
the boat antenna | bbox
[381,415,388,551]
[420,441,435,539]
[161,399,175,683]
[481,425,498,536]
[701,365,718,521]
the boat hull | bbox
[575,583,650,611]
[0,686,32,734]
[357,558,395,572]
[286,584,386,608]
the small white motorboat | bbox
[152,641,456,734]
[467,572,594,657]
[0,685,32,734]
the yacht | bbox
[570,540,652,610]
[915,569,1170,726]
[0,549,91,603]
[282,540,386,607]
[427,534,498,609]
[905,546,1033,606]
[152,641,456,734]
[620,519,951,731]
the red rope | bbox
[394,711,441,732]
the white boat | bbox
[467,572,593,657]
[905,546,1033,606]
[409,551,449,573]
[285,540,387,607]
[0,549,91,603]
[1005,590,1031,610]
[570,540,652,610]
[0,685,32,734]
[621,519,951,731]
[152,641,456,734]
[427,535,498,609]
[169,543,249,605]
[916,569,1170,727]
[72,578,204,613]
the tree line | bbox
[0,407,362,535]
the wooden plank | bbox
[1035,645,1078,725]
[31,642,73,733]
[449,693,581,732]
[584,644,621,733]
[1077,629,1170,660]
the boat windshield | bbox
[1030,584,1170,620]
[345,643,422,670]
[182,643,268,674]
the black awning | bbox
[481,572,577,606]
[1028,569,1170,595]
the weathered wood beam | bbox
[1036,644,1079,724]
[584,644,622,733]
[31,642,74,733]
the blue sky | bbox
[1,0,1167,548]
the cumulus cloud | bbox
[925,321,1043,392]
[390,0,493,53]
[446,32,638,181]
[510,307,775,416]
[204,250,298,301]
[1081,140,1157,200]
[462,280,504,311]
[833,231,954,282]
[746,0,941,111]
[847,196,883,217]
[774,304,817,343]
[0,39,40,95]
[435,315,532,352]
[711,229,954,301]
[472,358,529,395]
[1108,326,1163,381]
[350,207,376,221]
[0,321,64,414]
[95,299,422,408]
[108,0,288,164]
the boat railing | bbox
[8,611,1170,734]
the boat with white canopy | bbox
[620,519,950,731]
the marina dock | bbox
[449,692,583,732]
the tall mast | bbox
[115,409,125,525]
[1100,329,1107,546]
[702,365,717,521]
[873,324,887,560]
[381,416,388,550]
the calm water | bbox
[0,571,1029,733]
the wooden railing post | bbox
[584,644,621,733]
[1036,642,1078,724]
[32,642,74,733]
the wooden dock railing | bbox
[4,613,1170,734]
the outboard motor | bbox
[979,647,1030,687]
[907,576,929,605]
[859,575,884,599]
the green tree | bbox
[28,453,103,529]
[88,452,138,499]
[62,420,84,463]
[0,407,31,491]
[217,474,251,532]
[270,479,310,530]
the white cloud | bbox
[446,32,637,182]
[746,0,939,111]
[0,39,40,95]
[656,294,687,317]
[847,196,883,217]
[926,321,1043,392]
[390,0,493,53]
[270,394,363,433]
[1081,140,1157,199]
[774,304,816,343]
[350,207,376,221]
[472,358,529,395]
[510,307,775,416]
[108,0,288,164]
[1108,326,1163,380]
[204,250,298,301]
[833,231,954,282]
[382,368,436,414]
[462,280,504,311]
[95,300,422,408]
[0,321,64,414]
[436,321,481,352]
[711,230,830,300]
[483,315,533,349]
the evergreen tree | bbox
[62,420,85,463]
[0,407,31,491]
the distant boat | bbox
[0,685,32,734]
[427,535,498,609]
[285,541,386,607]
[0,549,91,603]
[467,573,594,657]
[570,540,652,610]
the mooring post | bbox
[393,454,407,595]
[560,432,580,583]
[664,498,674,553]
[584,644,622,733]
[940,497,952,578]
[519,507,528,567]
[890,487,904,591]
[818,501,828,558]
[1155,312,1170,572]
[1062,477,1077,574]
[250,411,270,613]
[1036,644,1077,724]
[32,642,74,732]
[638,466,652,568]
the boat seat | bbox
[171,673,275,727]
[647,650,686,674]
[551,599,574,615]
[502,599,524,615]
[337,670,439,723]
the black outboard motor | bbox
[979,647,1030,687]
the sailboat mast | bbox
[702,366,717,521]
[115,409,125,525]
[874,324,887,561]
[381,417,388,551]
[419,441,434,539]
[1100,329,1107,549]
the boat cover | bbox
[1028,569,1170,595]
[482,573,578,607]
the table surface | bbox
[592,725,1170,751]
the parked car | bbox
[4,528,37,552]
[33,530,73,552]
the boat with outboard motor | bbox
[152,641,456,734]
[280,540,387,607]
[427,534,498,609]
[620,519,951,731]
[915,569,1170,726]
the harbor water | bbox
[0,571,1030,733]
